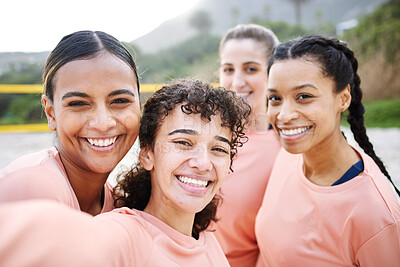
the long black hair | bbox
[268,35,400,196]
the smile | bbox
[86,136,118,147]
[176,175,209,188]
[280,126,311,136]
[236,92,252,99]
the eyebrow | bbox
[61,89,135,101]
[220,61,262,67]
[267,83,318,92]
[62,91,89,100]
[168,128,232,146]
[108,89,136,97]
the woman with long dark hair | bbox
[256,35,400,266]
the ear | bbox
[139,147,154,171]
[339,85,352,113]
[42,95,56,131]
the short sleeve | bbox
[355,222,400,267]
[0,165,75,207]
[0,201,134,267]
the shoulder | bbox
[0,201,133,266]
[103,208,151,241]
[0,147,72,203]
[201,231,230,265]
[357,150,400,219]
[101,182,115,213]
[96,208,152,264]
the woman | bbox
[255,35,400,266]
[0,79,250,267]
[215,24,281,266]
[0,31,141,215]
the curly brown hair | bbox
[114,79,250,238]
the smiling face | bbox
[43,53,140,175]
[219,38,268,117]
[140,106,232,216]
[267,59,348,155]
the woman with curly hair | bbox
[0,79,250,267]
[255,35,400,266]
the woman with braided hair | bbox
[255,35,400,266]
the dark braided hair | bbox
[115,79,251,238]
[268,35,400,196]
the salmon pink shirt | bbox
[0,147,114,213]
[0,201,230,267]
[255,148,400,266]
[214,130,281,267]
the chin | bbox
[281,144,305,155]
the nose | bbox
[277,101,298,123]
[231,72,246,91]
[88,104,116,132]
[188,146,213,172]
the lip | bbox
[82,135,121,152]
[175,174,213,195]
[236,91,252,102]
[278,126,312,141]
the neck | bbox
[59,154,109,215]
[144,195,195,237]
[302,131,361,186]
[247,110,270,132]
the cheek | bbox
[57,111,87,133]
[266,106,278,122]
[215,158,230,181]
[120,110,141,133]
[219,74,232,89]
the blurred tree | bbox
[314,10,323,25]
[189,10,213,34]
[343,0,400,64]
[343,0,400,100]
[0,62,42,84]
[284,0,310,25]
[263,6,271,21]
[250,18,308,41]
[231,7,240,25]
[136,34,220,83]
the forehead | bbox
[52,53,137,97]
[220,39,266,63]
[158,106,230,138]
[268,59,328,88]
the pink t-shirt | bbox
[255,148,400,267]
[0,147,114,213]
[0,201,230,267]
[213,130,281,267]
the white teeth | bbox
[177,176,208,187]
[87,137,117,147]
[281,126,310,136]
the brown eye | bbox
[223,67,234,73]
[212,147,229,154]
[68,101,88,107]
[111,98,131,104]
[297,94,312,100]
[268,95,281,102]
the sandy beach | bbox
[0,128,399,188]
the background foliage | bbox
[0,0,398,126]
